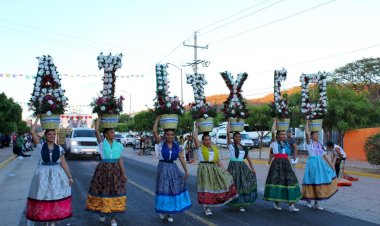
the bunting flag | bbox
[17,101,91,108]
[60,115,93,119]
[0,73,144,79]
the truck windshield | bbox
[73,130,96,138]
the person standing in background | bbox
[286,129,298,172]
[326,141,347,178]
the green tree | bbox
[118,114,131,123]
[178,112,193,134]
[115,123,128,132]
[323,85,376,145]
[17,121,31,134]
[246,104,273,159]
[287,91,304,128]
[0,93,23,134]
[332,57,380,102]
[213,112,225,126]
[133,110,156,132]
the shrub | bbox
[365,133,380,166]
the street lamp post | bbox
[121,90,132,115]
[167,63,183,104]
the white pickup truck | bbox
[65,128,100,160]
[211,127,254,149]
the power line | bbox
[0,25,158,61]
[249,43,380,77]
[208,0,336,45]
[0,18,159,57]
[198,0,271,31]
[229,43,380,94]
[0,25,190,63]
[200,0,285,36]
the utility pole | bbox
[183,31,208,74]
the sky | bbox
[0,0,379,119]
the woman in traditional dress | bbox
[264,119,301,211]
[302,121,338,210]
[26,117,73,225]
[194,122,237,216]
[226,120,257,212]
[153,116,191,223]
[86,116,127,226]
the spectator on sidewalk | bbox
[286,129,298,172]
[326,141,347,178]
[14,133,30,158]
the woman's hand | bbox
[68,177,74,186]
[184,171,189,180]
[251,168,256,174]
[122,174,128,182]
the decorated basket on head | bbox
[300,72,329,132]
[273,69,291,131]
[187,73,217,133]
[28,55,68,130]
[220,71,248,132]
[91,52,124,129]
[153,64,184,130]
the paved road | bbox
[19,155,377,226]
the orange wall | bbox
[343,128,380,161]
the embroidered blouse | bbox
[270,141,291,155]
[99,139,124,160]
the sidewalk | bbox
[123,147,380,225]
[0,148,40,226]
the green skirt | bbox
[227,161,257,207]
[264,158,301,203]
[197,162,238,207]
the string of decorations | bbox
[0,73,144,79]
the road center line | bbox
[128,179,217,226]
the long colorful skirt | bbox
[227,160,257,207]
[264,154,302,203]
[86,161,127,215]
[155,160,192,213]
[302,156,338,200]
[26,164,72,222]
[197,162,238,207]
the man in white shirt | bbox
[326,141,346,177]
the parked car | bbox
[118,134,135,146]
[211,127,254,149]
[0,133,11,147]
[124,134,135,146]
[261,136,272,147]
[115,134,123,144]
[252,138,261,148]
[65,128,100,160]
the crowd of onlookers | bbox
[0,132,34,159]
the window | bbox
[73,130,96,138]
[240,134,250,140]
[218,134,227,139]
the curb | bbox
[0,154,17,169]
